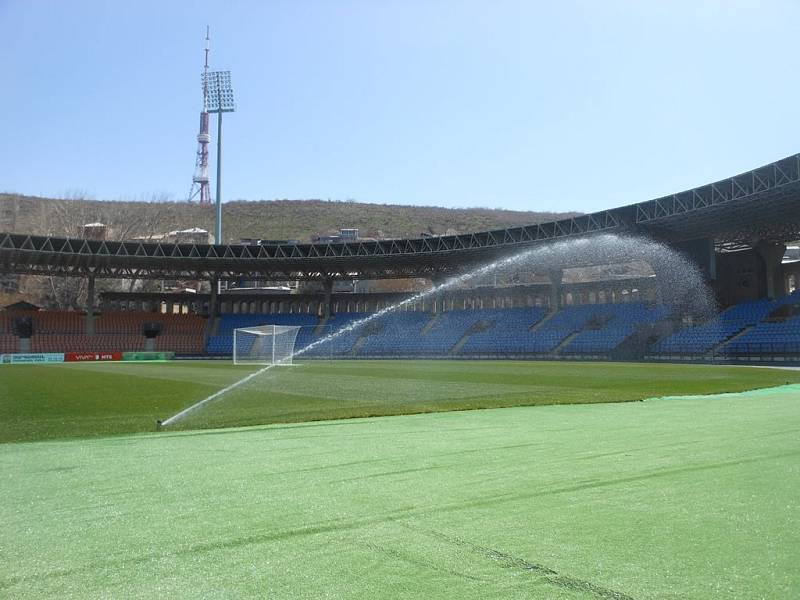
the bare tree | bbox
[32,195,93,309]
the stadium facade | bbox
[1,153,800,362]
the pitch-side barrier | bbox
[0,351,174,364]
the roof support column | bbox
[204,277,220,346]
[548,269,563,311]
[208,278,219,318]
[322,279,333,319]
[755,241,787,299]
[85,274,96,336]
[429,273,447,313]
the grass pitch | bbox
[1,383,799,598]
[2,360,800,443]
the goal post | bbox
[233,325,301,366]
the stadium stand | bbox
[305,312,370,356]
[29,334,145,353]
[648,290,800,356]
[561,303,668,355]
[723,317,800,355]
[355,312,431,356]
[452,303,664,357]
[0,310,208,355]
[515,305,601,353]
[205,304,680,359]
[3,292,800,360]
[718,290,800,355]
[457,307,547,355]
[0,334,17,353]
[649,299,774,355]
[0,310,85,335]
[414,310,488,355]
[29,311,85,334]
[96,313,205,335]
[207,313,318,355]
[96,313,207,355]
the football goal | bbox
[233,325,302,366]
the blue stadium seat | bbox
[207,313,319,355]
[204,291,800,360]
[651,292,800,355]
[459,307,547,355]
[562,303,668,354]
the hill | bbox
[0,194,578,243]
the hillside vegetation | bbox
[0,193,578,243]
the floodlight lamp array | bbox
[203,71,235,113]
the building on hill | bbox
[132,227,211,245]
[171,228,211,245]
[82,223,107,240]
[312,228,364,243]
[2,301,41,312]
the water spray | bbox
[158,234,714,428]
[159,363,281,427]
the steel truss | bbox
[635,154,800,223]
[0,212,623,280]
[0,264,466,282]
[1,154,799,281]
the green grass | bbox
[1,384,799,598]
[2,360,800,443]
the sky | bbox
[2,0,799,213]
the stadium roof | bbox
[1,153,799,281]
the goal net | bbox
[233,325,301,366]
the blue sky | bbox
[2,0,799,212]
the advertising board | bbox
[63,352,123,362]
[121,351,174,361]
[0,353,65,364]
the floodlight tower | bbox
[205,69,235,243]
[189,28,212,205]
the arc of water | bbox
[159,234,714,427]
[159,366,275,427]
[159,246,536,427]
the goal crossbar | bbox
[233,324,301,366]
